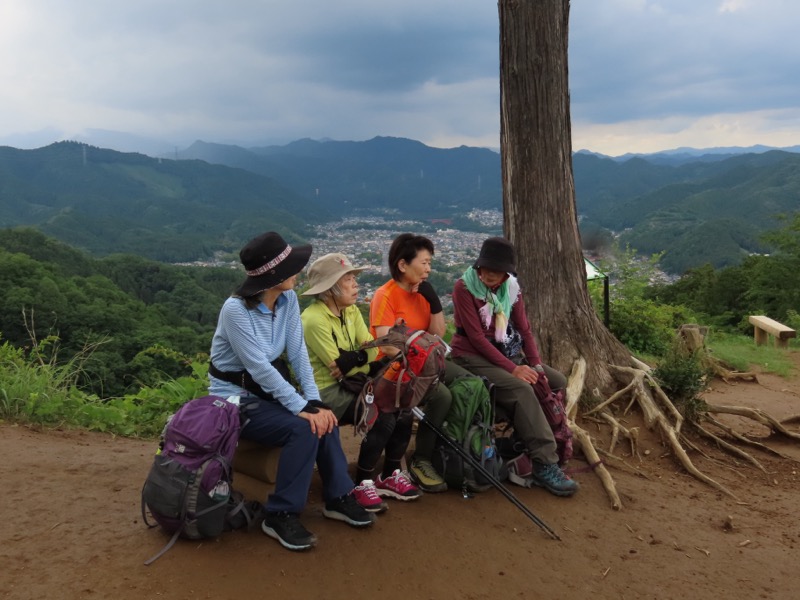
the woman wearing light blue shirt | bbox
[209,231,375,551]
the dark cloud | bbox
[1,0,799,153]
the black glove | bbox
[367,356,392,377]
[302,399,332,414]
[417,280,443,314]
[334,348,368,375]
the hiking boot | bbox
[507,453,534,487]
[261,511,317,551]
[375,469,422,501]
[352,480,388,513]
[530,462,579,497]
[409,458,447,493]
[323,493,377,527]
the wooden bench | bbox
[748,315,796,349]
[232,440,281,483]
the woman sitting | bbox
[450,236,578,497]
[370,233,471,493]
[208,232,375,552]
[301,253,422,510]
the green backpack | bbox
[432,375,506,492]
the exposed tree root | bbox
[702,414,798,461]
[595,448,651,479]
[562,350,800,506]
[606,364,735,498]
[565,358,622,510]
[693,423,767,472]
[705,404,800,441]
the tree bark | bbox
[499,0,628,392]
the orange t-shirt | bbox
[369,279,431,338]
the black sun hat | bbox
[235,232,312,297]
[473,236,517,275]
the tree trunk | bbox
[499,0,628,392]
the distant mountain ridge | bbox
[178,136,502,217]
[575,143,800,166]
[2,136,800,274]
[574,149,800,272]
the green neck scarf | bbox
[462,267,513,338]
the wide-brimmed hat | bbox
[235,231,312,297]
[473,237,517,275]
[302,253,365,296]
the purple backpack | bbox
[142,395,248,565]
[532,377,573,465]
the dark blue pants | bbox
[240,399,354,514]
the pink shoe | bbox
[352,480,388,513]
[375,469,422,501]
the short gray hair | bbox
[313,282,343,303]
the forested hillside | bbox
[574,150,800,273]
[0,142,326,261]
[0,229,241,397]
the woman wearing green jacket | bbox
[301,253,422,512]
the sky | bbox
[1,0,799,156]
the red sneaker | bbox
[352,480,388,513]
[375,469,422,501]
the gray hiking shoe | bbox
[262,511,317,551]
[530,462,579,497]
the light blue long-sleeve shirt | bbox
[209,292,320,415]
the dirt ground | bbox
[3,358,800,600]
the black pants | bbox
[354,410,414,482]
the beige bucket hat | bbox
[302,253,365,296]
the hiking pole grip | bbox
[411,407,560,540]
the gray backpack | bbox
[141,396,258,565]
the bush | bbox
[653,337,709,422]
[0,333,208,438]
[608,296,689,356]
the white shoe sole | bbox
[362,501,389,513]
[261,521,316,551]
[322,508,376,527]
[375,488,422,501]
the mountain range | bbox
[1,136,799,273]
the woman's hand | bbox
[512,364,540,384]
[298,408,338,438]
[417,280,443,314]
[328,359,343,381]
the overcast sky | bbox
[1,0,798,156]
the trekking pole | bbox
[411,406,561,541]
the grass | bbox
[705,330,797,377]
[0,338,208,438]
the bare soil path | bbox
[3,359,800,600]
